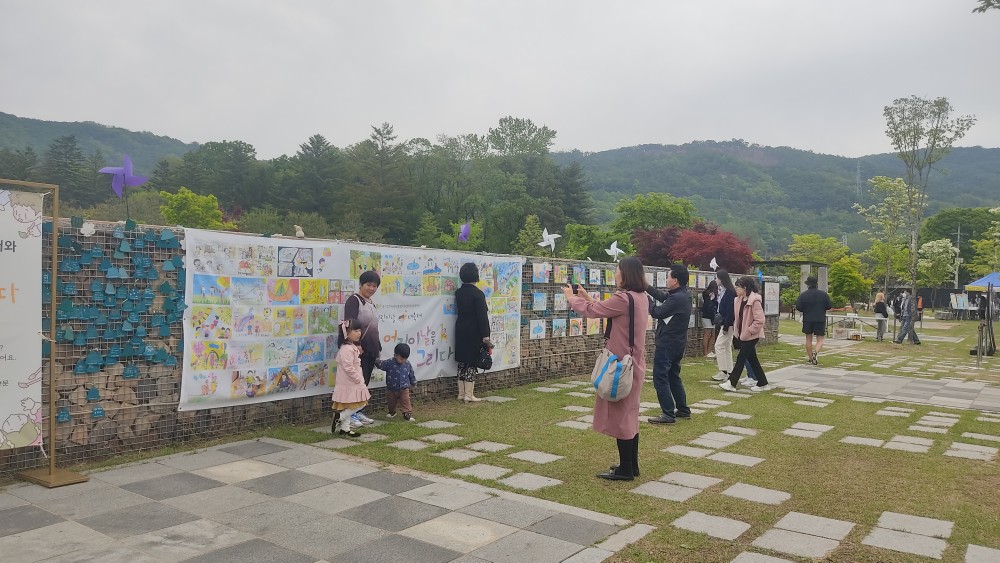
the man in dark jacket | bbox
[646,265,693,424]
[795,276,832,365]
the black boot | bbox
[599,439,635,480]
[611,433,640,476]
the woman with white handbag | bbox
[561,257,648,481]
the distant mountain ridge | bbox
[0,112,198,171]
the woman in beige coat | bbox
[718,275,771,392]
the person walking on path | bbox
[718,276,771,392]
[711,269,737,382]
[894,289,922,345]
[796,276,832,365]
[645,265,693,424]
[873,292,889,342]
[701,281,718,358]
[454,262,491,402]
[562,257,648,481]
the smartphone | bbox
[573,284,582,294]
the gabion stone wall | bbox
[0,220,774,473]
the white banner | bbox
[179,229,522,411]
[0,189,44,451]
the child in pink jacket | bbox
[331,319,371,437]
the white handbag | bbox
[590,293,635,402]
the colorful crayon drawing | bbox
[189,306,233,339]
[529,319,545,340]
[189,340,228,370]
[657,270,667,287]
[422,275,441,296]
[420,255,442,275]
[552,318,567,337]
[299,279,328,304]
[350,250,381,278]
[277,246,313,278]
[554,293,568,311]
[402,275,422,296]
[267,279,300,305]
[532,262,551,283]
[586,317,602,335]
[554,264,568,284]
[231,277,266,305]
[442,300,457,315]
[264,338,297,365]
[308,305,339,335]
[264,306,307,337]
[494,261,520,296]
[440,276,458,294]
[296,336,326,363]
[381,254,404,276]
[226,341,264,369]
[325,334,339,360]
[569,318,583,336]
[604,269,615,286]
[191,242,237,275]
[231,369,266,399]
[189,371,223,397]
[298,362,329,389]
[380,275,402,295]
[572,265,586,284]
[232,306,269,338]
[255,245,277,276]
[268,365,299,394]
[589,268,601,285]
[532,292,547,311]
[192,275,231,305]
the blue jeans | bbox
[652,343,688,419]
[895,316,920,344]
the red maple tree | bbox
[670,229,753,273]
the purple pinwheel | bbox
[458,221,471,243]
[100,155,147,199]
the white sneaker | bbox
[739,377,754,387]
[711,372,728,381]
[358,413,375,425]
[717,381,738,391]
[749,384,772,392]
[350,419,364,429]
[706,352,717,358]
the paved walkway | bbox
[768,365,1000,412]
[0,439,653,563]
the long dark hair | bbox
[702,280,718,301]
[716,269,736,293]
[617,257,646,292]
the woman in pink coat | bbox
[718,275,771,392]
[562,256,647,481]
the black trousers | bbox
[728,338,768,386]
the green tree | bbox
[285,211,331,239]
[973,0,999,12]
[62,190,166,225]
[511,215,547,256]
[487,116,556,156]
[160,187,235,229]
[438,221,485,251]
[0,146,40,181]
[42,135,86,206]
[918,239,959,303]
[561,223,616,261]
[920,206,995,284]
[883,95,976,295]
[854,176,910,293]
[610,192,696,238]
[967,207,1000,277]
[783,234,849,265]
[829,255,873,312]
[413,212,444,248]
[290,134,344,215]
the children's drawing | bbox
[380,275,402,295]
[402,275,422,296]
[308,305,339,335]
[532,262,551,283]
[532,292,547,311]
[573,265,586,284]
[189,371,222,397]
[268,365,299,394]
[656,270,667,287]
[381,254,404,276]
[350,250,381,278]
[277,246,313,277]
[232,306,269,338]
[191,241,238,275]
[189,306,233,339]
[192,275,231,305]
[604,269,615,286]
[264,306,306,337]
[296,336,326,363]
[494,261,520,296]
[226,341,264,369]
[552,318,567,337]
[589,268,601,285]
[422,275,441,296]
[586,317,602,335]
[264,338,297,365]
[298,362,329,389]
[421,256,442,275]
[529,319,545,340]
[231,277,266,305]
[189,340,228,370]
[299,279,328,304]
[267,278,300,305]
[440,276,459,294]
[569,318,583,336]
[325,334,339,360]
[554,264,568,284]
[554,293,568,311]
[10,200,42,239]
[231,369,266,399]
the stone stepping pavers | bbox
[497,473,562,490]
[876,407,914,417]
[452,464,512,479]
[421,433,464,443]
[482,395,516,403]
[507,450,564,464]
[533,386,562,393]
[466,441,513,453]
[388,439,430,451]
[566,392,593,398]
[773,392,805,399]
[731,552,794,562]
[852,396,886,403]
[943,442,998,461]
[721,483,791,505]
[909,425,948,434]
[566,380,590,386]
[434,448,484,462]
[883,435,934,453]
[663,445,715,459]
[562,405,593,412]
[356,433,387,442]
[639,402,660,409]
[417,420,462,429]
[783,422,834,439]
[752,511,855,559]
[548,383,578,389]
[862,511,953,559]
[720,426,758,436]
[840,436,885,447]
[781,388,814,396]
[977,415,1000,423]
[631,472,722,502]
[690,431,745,449]
[794,397,834,408]
[576,415,594,424]
[673,511,750,540]
[961,432,1000,443]
[556,421,591,430]
[707,452,765,467]
[699,399,732,406]
[716,412,752,420]
[967,544,1000,561]
[724,392,752,399]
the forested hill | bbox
[552,141,1000,256]
[0,112,198,171]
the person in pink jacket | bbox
[331,319,372,437]
[561,256,648,481]
[718,275,771,392]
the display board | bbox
[180,229,522,410]
[0,189,44,451]
[764,281,780,316]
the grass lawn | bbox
[7,317,999,562]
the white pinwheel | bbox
[605,240,625,261]
[538,228,561,252]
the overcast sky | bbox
[2,1,997,160]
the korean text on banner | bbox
[0,189,44,451]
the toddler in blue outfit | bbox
[375,343,417,421]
